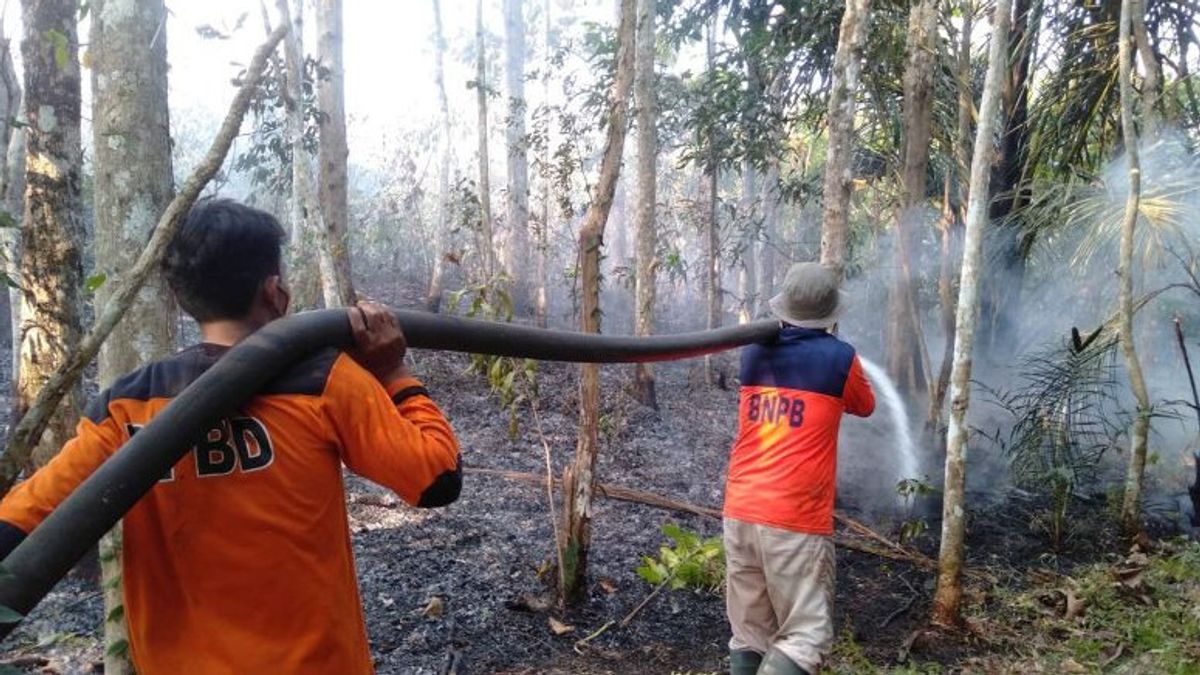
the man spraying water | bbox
[723,262,875,675]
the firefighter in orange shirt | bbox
[723,263,875,675]
[0,199,462,674]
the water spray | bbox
[857,357,921,498]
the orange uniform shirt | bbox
[723,327,874,535]
[0,344,461,674]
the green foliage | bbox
[447,279,538,440]
[636,523,724,592]
[106,637,129,659]
[982,333,1125,547]
[896,476,935,545]
[85,272,107,294]
[44,29,70,72]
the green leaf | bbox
[85,272,107,293]
[0,211,16,228]
[106,604,124,623]
[45,29,70,72]
[106,638,129,658]
[0,272,17,289]
[0,604,22,625]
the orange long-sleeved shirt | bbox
[723,327,874,535]
[0,343,461,674]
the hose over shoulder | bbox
[0,309,775,639]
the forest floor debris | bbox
[1,346,1197,673]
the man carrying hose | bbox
[0,199,461,674]
[723,262,875,675]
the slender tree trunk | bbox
[703,21,721,387]
[90,2,177,667]
[819,0,872,278]
[758,164,779,315]
[427,0,452,312]
[504,0,530,313]
[534,0,551,327]
[887,0,936,393]
[315,0,356,305]
[280,0,340,309]
[736,162,757,324]
[632,0,657,408]
[560,0,636,604]
[475,0,498,282]
[15,0,84,471]
[1117,0,1152,539]
[980,0,1037,358]
[1130,0,1158,135]
[930,2,973,429]
[931,0,1011,627]
[0,24,21,381]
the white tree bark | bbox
[534,0,551,327]
[0,23,22,379]
[279,0,341,309]
[736,162,757,324]
[819,0,872,278]
[931,0,1011,627]
[503,0,530,312]
[91,1,178,667]
[426,0,452,313]
[1117,0,1152,538]
[315,0,356,305]
[475,0,498,281]
[632,0,656,408]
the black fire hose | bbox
[0,309,777,637]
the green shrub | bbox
[636,524,724,592]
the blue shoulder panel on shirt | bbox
[739,327,856,397]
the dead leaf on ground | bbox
[421,596,444,618]
[1101,642,1126,667]
[1060,657,1087,673]
[598,577,618,595]
[548,616,575,636]
[505,593,554,614]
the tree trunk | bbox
[979,0,1037,358]
[736,162,757,324]
[819,0,872,279]
[758,163,779,316]
[475,0,498,282]
[427,0,452,313]
[886,0,936,393]
[929,2,973,429]
[534,0,551,328]
[0,23,21,382]
[703,22,721,387]
[315,0,356,305]
[631,0,657,409]
[280,0,341,310]
[931,0,1011,628]
[15,0,85,471]
[1130,0,1159,135]
[503,0,530,314]
[91,1,177,667]
[560,0,636,604]
[1117,0,1152,540]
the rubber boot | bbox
[756,648,812,675]
[729,649,763,675]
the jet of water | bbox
[857,356,921,499]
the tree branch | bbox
[0,25,288,491]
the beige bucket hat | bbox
[767,262,844,329]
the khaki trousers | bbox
[724,518,835,674]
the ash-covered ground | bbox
[0,347,945,674]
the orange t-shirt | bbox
[0,344,461,674]
[723,327,874,535]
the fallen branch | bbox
[0,25,288,490]
[466,467,939,571]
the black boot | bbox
[729,649,763,675]
[756,648,812,675]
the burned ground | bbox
[0,337,1192,674]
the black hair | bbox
[162,199,287,322]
